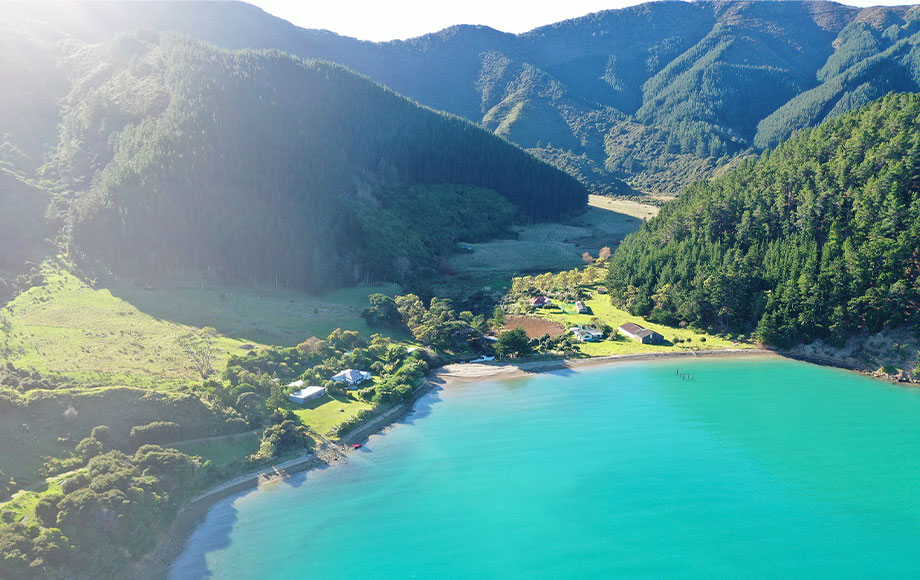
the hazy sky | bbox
[248,0,917,42]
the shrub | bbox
[60,472,90,494]
[33,493,63,527]
[75,437,103,461]
[129,421,181,446]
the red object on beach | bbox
[352,443,363,449]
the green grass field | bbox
[536,290,752,356]
[288,394,374,438]
[0,261,399,388]
[172,432,262,467]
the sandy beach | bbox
[434,348,776,384]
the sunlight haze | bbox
[248,0,918,41]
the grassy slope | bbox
[172,432,262,468]
[0,261,398,388]
[537,289,751,356]
[288,394,374,438]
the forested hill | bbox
[11,1,920,196]
[0,28,586,290]
[606,93,920,347]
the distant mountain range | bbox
[7,1,920,197]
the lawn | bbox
[0,261,401,388]
[288,394,374,438]
[537,289,753,356]
[173,432,262,467]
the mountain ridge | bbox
[9,1,920,197]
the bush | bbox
[33,493,62,527]
[129,421,181,446]
[60,472,90,494]
[75,437,103,461]
[90,426,111,446]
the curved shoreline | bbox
[141,347,782,579]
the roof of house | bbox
[290,386,325,399]
[530,296,550,304]
[332,369,372,383]
[286,379,305,388]
[619,322,661,338]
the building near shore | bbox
[289,385,326,404]
[570,326,604,342]
[618,322,663,345]
[331,369,372,387]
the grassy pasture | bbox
[447,195,654,278]
[0,262,398,387]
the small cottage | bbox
[529,296,552,308]
[575,300,590,314]
[570,326,604,342]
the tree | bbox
[490,306,505,330]
[179,327,217,379]
[494,328,532,358]
[362,294,402,328]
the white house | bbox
[331,369,372,387]
[289,385,326,404]
[569,326,604,342]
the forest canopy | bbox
[606,93,920,347]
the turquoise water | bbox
[171,358,920,579]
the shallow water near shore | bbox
[170,357,920,579]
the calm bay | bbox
[171,357,920,579]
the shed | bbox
[618,322,664,345]
[575,300,590,314]
[289,385,326,404]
